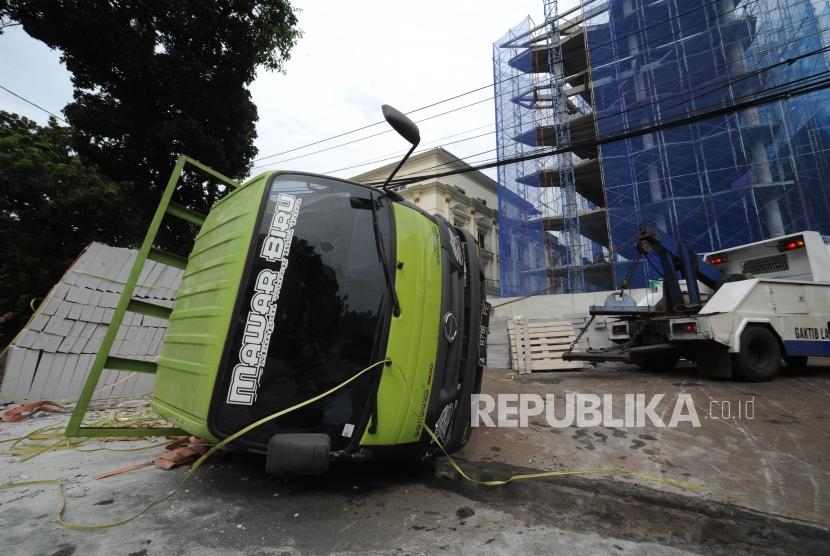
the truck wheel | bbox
[636,351,680,371]
[442,364,483,454]
[734,326,781,382]
[784,356,808,370]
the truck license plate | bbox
[478,302,491,366]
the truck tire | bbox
[784,355,808,370]
[636,351,680,371]
[733,326,781,381]
[442,364,483,454]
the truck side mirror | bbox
[381,104,421,193]
[382,104,420,146]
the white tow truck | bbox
[564,227,830,381]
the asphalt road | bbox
[0,423,694,555]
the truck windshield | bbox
[212,173,394,449]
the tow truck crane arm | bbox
[635,225,723,311]
[564,225,726,367]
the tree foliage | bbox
[0,112,129,314]
[1,0,300,228]
[0,1,301,315]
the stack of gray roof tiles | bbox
[0,242,182,401]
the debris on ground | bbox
[154,436,209,470]
[2,400,68,422]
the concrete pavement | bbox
[0,413,696,555]
[1,360,829,554]
[461,362,830,526]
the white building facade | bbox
[352,147,500,296]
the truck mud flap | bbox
[695,343,732,378]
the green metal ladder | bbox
[66,155,242,438]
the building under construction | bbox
[494,0,830,296]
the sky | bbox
[0,0,562,182]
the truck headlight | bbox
[449,230,464,266]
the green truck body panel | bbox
[360,203,442,446]
[152,175,267,440]
[151,173,445,449]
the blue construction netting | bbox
[494,17,551,298]
[493,0,830,296]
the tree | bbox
[1,0,300,239]
[0,112,129,315]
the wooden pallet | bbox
[507,318,584,373]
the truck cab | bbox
[152,170,489,470]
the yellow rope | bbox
[0,409,167,461]
[388,361,703,492]
[0,359,389,530]
[0,358,702,532]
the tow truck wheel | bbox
[734,326,781,382]
[784,355,808,370]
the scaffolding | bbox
[494,17,550,297]
[493,0,830,296]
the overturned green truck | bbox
[67,106,490,475]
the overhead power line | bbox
[0,84,67,123]
[253,83,495,163]
[557,0,763,67]
[252,96,493,170]
[368,72,830,188]
[397,68,830,181]
[254,0,769,168]
[374,22,828,181]
[388,42,830,182]
[323,123,495,175]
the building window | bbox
[478,231,486,247]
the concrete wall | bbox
[486,288,660,369]
[491,288,658,320]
